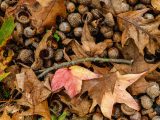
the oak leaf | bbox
[6,0,66,33]
[117,8,160,55]
[82,71,146,118]
[51,65,101,98]
[151,0,160,11]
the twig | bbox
[38,57,133,78]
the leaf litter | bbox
[0,0,160,119]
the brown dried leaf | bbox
[114,40,160,95]
[21,100,51,120]
[117,9,160,55]
[60,95,92,117]
[0,110,11,120]
[151,0,160,11]
[82,71,146,118]
[81,22,112,56]
[6,0,66,32]
[16,68,51,106]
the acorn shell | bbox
[100,26,113,38]
[18,49,33,63]
[108,47,119,59]
[91,9,102,19]
[130,112,141,120]
[121,103,136,116]
[15,9,30,24]
[68,13,82,27]
[24,26,36,38]
[74,27,83,37]
[152,116,160,120]
[59,22,71,33]
[141,95,153,109]
[146,82,160,99]
[55,49,63,62]
[103,12,115,27]
[82,12,93,23]
[1,1,9,11]
[78,4,89,14]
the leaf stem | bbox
[38,57,133,78]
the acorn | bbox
[78,4,89,14]
[100,26,113,38]
[141,95,153,109]
[82,12,93,23]
[15,9,30,24]
[152,116,160,120]
[5,0,18,5]
[146,82,160,99]
[144,13,154,20]
[39,47,54,60]
[66,2,76,13]
[24,26,36,38]
[113,32,122,43]
[134,4,146,10]
[24,37,39,47]
[127,0,138,5]
[77,0,92,5]
[92,113,103,120]
[68,13,82,27]
[74,27,83,37]
[18,49,33,63]
[140,0,151,4]
[15,22,24,36]
[103,12,115,27]
[117,117,128,120]
[91,9,102,19]
[130,111,141,120]
[56,31,66,40]
[55,49,63,62]
[148,111,157,119]
[142,108,154,115]
[121,103,136,116]
[108,47,119,59]
[1,1,9,11]
[59,22,71,33]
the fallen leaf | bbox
[21,100,51,120]
[60,95,92,117]
[16,68,51,105]
[114,40,159,95]
[6,0,66,33]
[51,65,101,98]
[151,0,160,11]
[81,22,113,56]
[82,71,146,118]
[117,9,160,55]
[0,110,11,120]
[0,17,15,50]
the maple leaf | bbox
[82,71,146,119]
[51,65,101,98]
[117,8,160,55]
[81,22,113,56]
[114,40,160,95]
[6,0,66,33]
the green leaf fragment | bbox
[58,111,69,120]
[0,16,15,49]
[0,72,10,81]
[51,115,57,120]
[53,32,60,42]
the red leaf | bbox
[51,66,101,98]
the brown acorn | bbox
[66,2,76,13]
[24,26,36,38]
[141,95,153,109]
[82,12,93,23]
[134,4,146,10]
[59,22,71,33]
[15,22,24,35]
[18,49,33,63]
[142,108,154,115]
[121,103,136,116]
[68,13,82,27]
[77,0,92,5]
[78,4,89,14]
[74,27,83,37]
[55,49,63,62]
[91,9,102,19]
[5,0,18,5]
[103,12,115,27]
[130,112,141,120]
[100,26,113,38]
[152,116,160,120]
[15,9,30,24]
[1,1,8,11]
[108,47,119,59]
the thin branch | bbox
[38,57,133,78]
